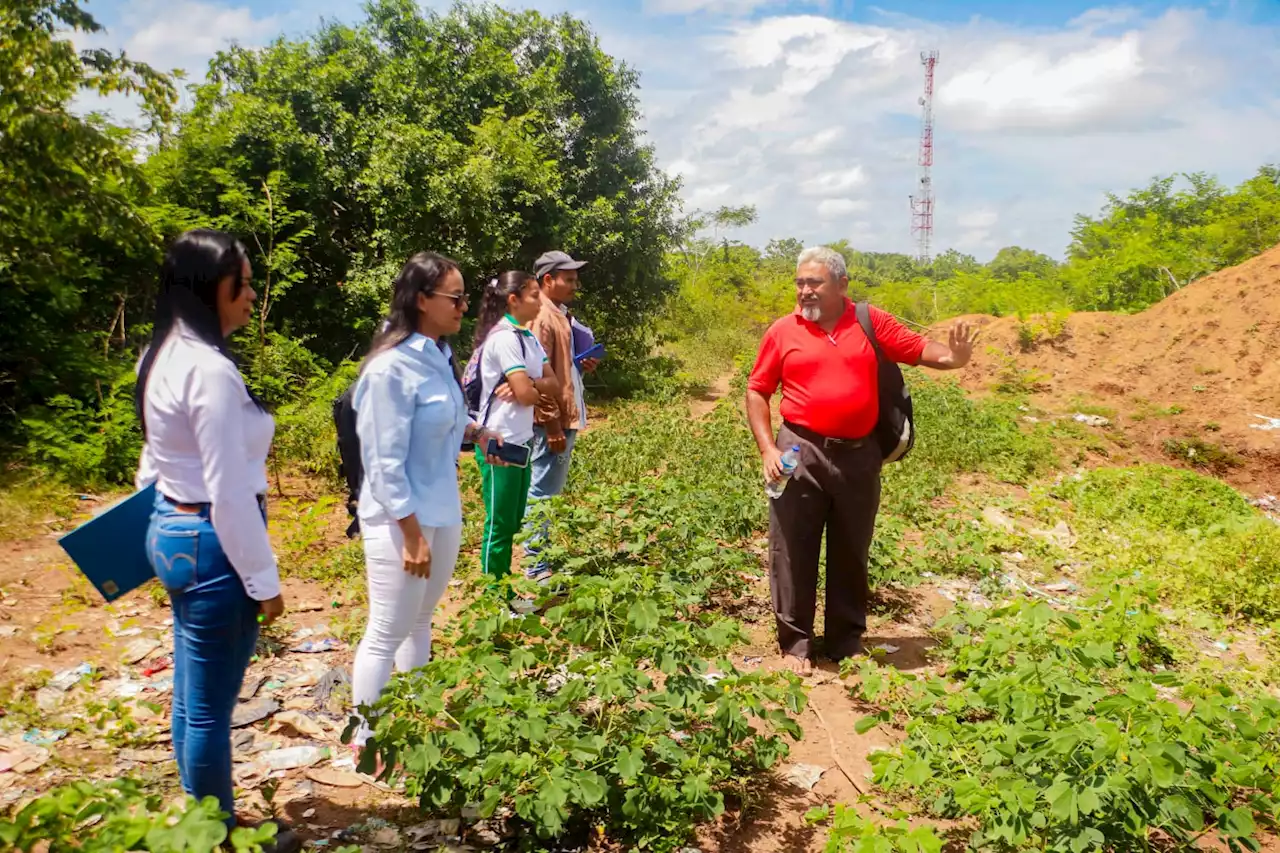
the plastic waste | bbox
[258,745,330,771]
[765,445,801,499]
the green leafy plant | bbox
[854,593,1280,853]
[805,804,943,853]
[0,779,349,853]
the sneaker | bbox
[526,566,554,585]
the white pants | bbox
[351,519,462,744]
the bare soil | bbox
[933,241,1280,495]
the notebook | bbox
[57,483,157,602]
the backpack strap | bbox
[477,327,529,427]
[855,301,883,358]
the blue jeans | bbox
[522,426,578,574]
[147,493,260,826]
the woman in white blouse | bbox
[349,252,502,761]
[135,230,297,852]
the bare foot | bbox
[783,654,814,676]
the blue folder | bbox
[57,483,157,602]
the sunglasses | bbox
[432,291,469,309]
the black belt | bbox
[162,493,267,513]
[782,421,867,450]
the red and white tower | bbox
[909,50,938,264]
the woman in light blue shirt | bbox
[349,252,502,757]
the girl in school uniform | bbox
[468,271,560,583]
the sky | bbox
[73,0,1280,260]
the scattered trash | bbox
[471,826,500,847]
[111,627,144,638]
[231,697,279,729]
[315,667,351,709]
[49,663,95,692]
[22,729,67,747]
[1029,520,1076,549]
[0,738,51,774]
[1073,413,1111,427]
[1249,414,1280,431]
[1214,640,1230,652]
[259,745,331,772]
[0,627,17,638]
[783,762,825,791]
[702,672,724,685]
[146,676,174,694]
[268,712,327,739]
[290,627,317,642]
[120,638,162,665]
[233,731,256,752]
[292,639,341,654]
[743,656,763,666]
[873,644,900,655]
[240,676,263,701]
[141,656,172,677]
[981,507,1016,532]
[119,748,174,764]
[100,678,143,699]
[306,768,365,789]
[406,819,461,841]
[1044,581,1077,593]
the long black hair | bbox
[472,270,534,352]
[362,251,462,372]
[134,229,253,439]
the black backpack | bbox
[855,301,915,464]
[333,340,466,538]
[461,328,526,425]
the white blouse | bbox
[135,326,280,601]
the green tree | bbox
[0,0,175,441]
[147,0,681,364]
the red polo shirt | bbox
[748,300,927,440]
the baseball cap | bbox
[534,250,587,281]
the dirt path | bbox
[0,377,939,850]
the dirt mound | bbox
[934,243,1280,494]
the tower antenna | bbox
[909,50,938,264]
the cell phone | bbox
[486,438,531,468]
[574,342,605,365]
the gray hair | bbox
[796,246,848,280]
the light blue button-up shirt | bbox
[354,333,469,529]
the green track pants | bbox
[475,445,533,583]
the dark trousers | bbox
[768,421,882,661]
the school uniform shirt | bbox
[479,316,548,445]
[354,333,470,529]
[135,325,281,601]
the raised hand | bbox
[947,321,979,368]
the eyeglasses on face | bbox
[432,291,469,308]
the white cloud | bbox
[642,0,808,16]
[817,198,868,218]
[71,0,1280,260]
[799,166,867,196]
[640,4,1280,258]
[957,209,998,230]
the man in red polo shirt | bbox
[747,246,977,675]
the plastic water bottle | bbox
[765,446,801,499]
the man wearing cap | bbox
[522,250,598,580]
